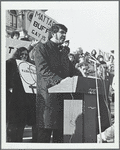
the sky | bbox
[2,1,118,54]
[45,2,118,53]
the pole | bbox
[94,62,102,143]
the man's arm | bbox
[34,43,62,88]
[69,61,83,77]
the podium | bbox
[48,76,110,143]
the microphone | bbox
[85,52,100,65]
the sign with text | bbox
[28,10,57,43]
[16,59,37,94]
[6,38,31,60]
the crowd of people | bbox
[6,23,115,143]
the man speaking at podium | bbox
[34,23,81,143]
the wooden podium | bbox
[48,76,110,143]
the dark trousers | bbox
[37,128,63,143]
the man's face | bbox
[53,29,66,44]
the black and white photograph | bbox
[1,1,119,149]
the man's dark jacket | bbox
[34,40,80,129]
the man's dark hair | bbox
[11,31,20,38]
[48,23,68,40]
[65,40,69,43]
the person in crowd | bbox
[6,47,36,142]
[75,61,88,77]
[91,49,97,59]
[97,123,114,143]
[20,29,31,41]
[81,52,96,77]
[97,55,106,65]
[111,75,115,102]
[97,55,112,114]
[11,31,20,39]
[76,47,84,56]
[63,40,70,47]
[107,55,114,103]
[75,52,100,77]
[74,47,84,64]
[68,53,75,64]
[28,39,39,63]
[75,55,88,77]
[34,23,81,143]
[97,55,108,79]
[107,55,114,75]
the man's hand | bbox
[31,39,39,47]
[60,77,71,83]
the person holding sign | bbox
[6,47,36,142]
[34,24,81,143]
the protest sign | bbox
[16,59,37,94]
[6,38,31,60]
[28,10,57,43]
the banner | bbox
[28,10,57,43]
[16,59,37,94]
[6,38,31,60]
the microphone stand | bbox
[94,61,102,143]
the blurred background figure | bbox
[20,29,31,41]
[91,49,97,59]
[97,123,114,143]
[97,55,107,79]
[74,47,84,64]
[107,55,114,74]
[63,40,70,47]
[97,55,106,65]
[68,53,75,65]
[11,31,20,39]
[75,56,89,77]
[76,47,84,56]
[6,47,36,142]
